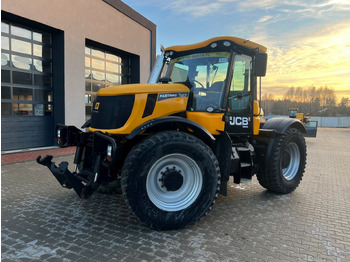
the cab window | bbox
[171,63,188,82]
[230,55,251,92]
[161,52,231,112]
[228,55,252,111]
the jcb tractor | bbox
[289,108,318,137]
[37,36,307,230]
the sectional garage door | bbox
[1,21,54,150]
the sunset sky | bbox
[122,0,350,101]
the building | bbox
[1,0,156,151]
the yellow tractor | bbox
[37,37,307,230]
[289,108,309,124]
[289,108,317,137]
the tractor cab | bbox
[289,108,299,118]
[150,37,267,136]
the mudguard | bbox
[254,117,306,177]
[262,117,306,134]
[127,116,215,144]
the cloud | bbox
[155,1,350,100]
[137,0,350,21]
[237,0,279,10]
[238,0,350,14]
[125,0,350,100]
[163,0,228,17]
[335,89,350,98]
[258,15,273,23]
[262,22,350,99]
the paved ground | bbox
[1,128,350,261]
[1,147,76,165]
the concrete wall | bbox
[266,115,350,127]
[310,117,350,127]
[2,0,155,127]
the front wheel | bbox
[257,127,307,194]
[121,131,220,230]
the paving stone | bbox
[2,128,350,261]
[1,146,76,165]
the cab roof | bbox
[164,36,267,53]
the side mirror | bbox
[255,52,267,77]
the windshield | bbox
[160,52,231,112]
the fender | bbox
[262,117,306,134]
[254,117,306,176]
[127,116,215,144]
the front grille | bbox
[91,95,135,129]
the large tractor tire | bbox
[257,127,306,194]
[121,131,220,230]
[97,178,122,194]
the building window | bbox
[85,46,132,117]
[1,21,53,116]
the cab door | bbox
[225,54,253,135]
[304,121,318,137]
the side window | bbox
[228,55,252,110]
[230,55,251,92]
[170,63,188,82]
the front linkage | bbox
[36,154,98,198]
[37,125,119,199]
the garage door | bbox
[1,21,54,150]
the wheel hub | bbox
[160,167,183,191]
[146,153,203,212]
[282,151,291,169]
[282,142,301,180]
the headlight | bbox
[107,144,112,158]
[57,129,61,138]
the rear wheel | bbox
[121,131,220,230]
[257,127,306,193]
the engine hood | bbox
[97,83,189,96]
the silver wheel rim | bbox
[282,142,300,180]
[146,153,203,212]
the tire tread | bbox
[257,127,307,194]
[121,131,220,230]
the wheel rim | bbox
[146,153,203,212]
[281,142,300,180]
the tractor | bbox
[289,108,310,124]
[37,36,307,230]
[289,108,318,137]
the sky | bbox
[122,0,350,101]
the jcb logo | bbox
[229,116,250,128]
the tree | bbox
[338,97,350,116]
[261,93,275,115]
[262,86,349,116]
[283,86,295,101]
[339,97,349,107]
